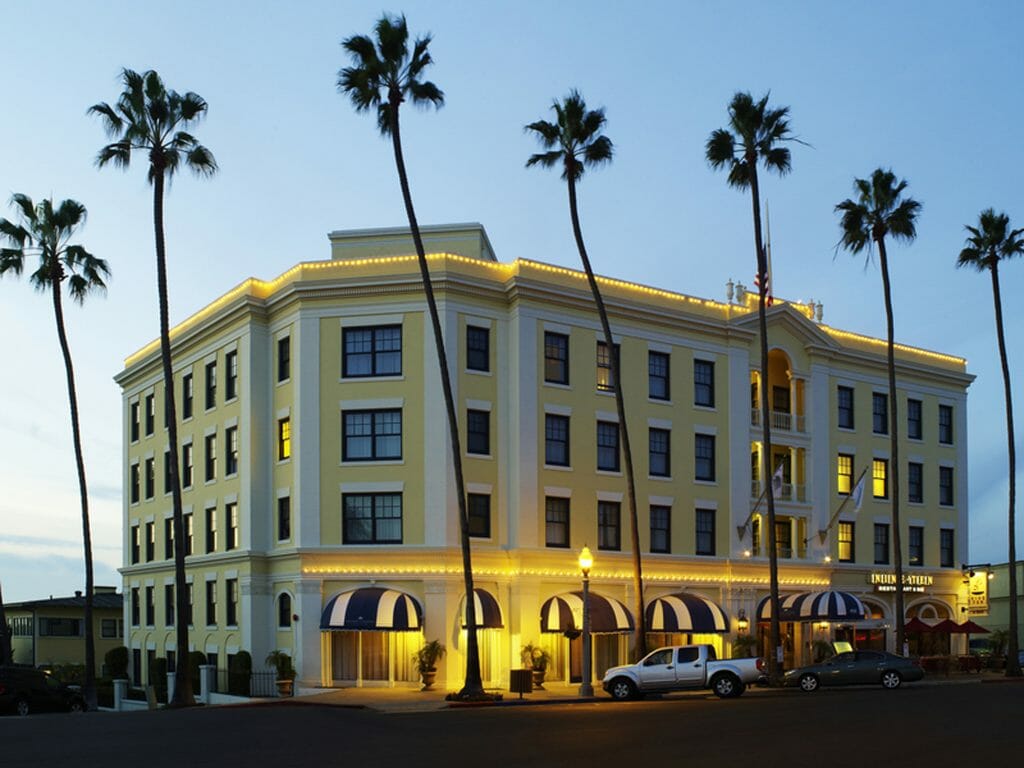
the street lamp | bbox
[578,545,594,697]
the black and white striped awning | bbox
[540,591,635,634]
[757,590,866,622]
[320,587,422,631]
[645,592,730,633]
[460,588,504,629]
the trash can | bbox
[509,669,533,698]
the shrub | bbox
[105,646,129,679]
[151,657,168,699]
[228,651,253,696]
[265,650,296,680]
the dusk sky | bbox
[1,0,1022,602]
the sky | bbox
[1,0,1022,602]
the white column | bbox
[296,579,322,686]
[422,300,449,546]
[509,309,539,548]
[295,312,320,548]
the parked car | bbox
[0,666,85,716]
[783,651,924,692]
[602,644,765,700]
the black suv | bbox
[0,666,85,716]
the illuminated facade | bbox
[117,223,974,689]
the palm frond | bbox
[525,149,564,170]
[835,198,871,255]
[407,79,444,108]
[0,247,25,276]
[886,198,921,242]
[524,119,560,149]
[762,146,791,176]
[87,101,123,137]
[705,129,736,169]
[375,13,409,66]
[726,158,751,189]
[583,134,613,166]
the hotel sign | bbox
[868,572,933,593]
[966,571,989,615]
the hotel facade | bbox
[116,223,974,690]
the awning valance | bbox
[757,590,866,622]
[645,592,730,633]
[460,588,504,629]
[320,587,422,631]
[540,591,634,634]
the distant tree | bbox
[0,194,110,709]
[525,90,647,659]
[835,169,921,657]
[91,69,217,707]
[957,209,1023,677]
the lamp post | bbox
[578,545,594,697]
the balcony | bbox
[751,481,807,503]
[751,408,806,433]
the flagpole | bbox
[814,467,869,545]
[737,457,787,541]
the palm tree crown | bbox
[525,90,613,181]
[338,13,444,135]
[958,209,1024,271]
[89,69,217,180]
[835,169,921,255]
[705,92,795,188]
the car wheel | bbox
[608,677,637,701]
[68,699,85,713]
[711,673,743,699]
[881,671,902,689]
[799,674,819,692]
[15,698,29,717]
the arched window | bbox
[278,593,292,628]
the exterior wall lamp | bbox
[736,609,749,633]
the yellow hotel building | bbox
[116,223,974,690]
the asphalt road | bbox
[2,683,1019,767]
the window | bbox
[874,523,890,565]
[649,428,670,477]
[39,617,82,637]
[225,351,238,400]
[648,351,670,400]
[225,426,239,475]
[466,409,490,455]
[101,618,119,639]
[837,454,853,495]
[130,401,140,442]
[545,414,570,466]
[872,458,888,499]
[545,496,569,548]
[204,361,217,410]
[940,529,954,568]
[343,493,403,544]
[544,332,569,384]
[205,506,217,553]
[277,496,291,541]
[226,502,239,551]
[872,393,888,434]
[466,326,490,372]
[182,443,193,488]
[343,325,402,377]
[650,505,670,554]
[772,386,790,414]
[145,586,155,626]
[130,463,140,504]
[939,466,954,506]
[468,493,491,538]
[838,521,855,562]
[130,587,140,626]
[907,398,922,439]
[695,434,716,482]
[597,421,620,472]
[204,433,217,481]
[206,581,217,626]
[130,524,140,564]
[226,578,239,626]
[598,501,621,551]
[163,450,172,495]
[277,336,291,382]
[164,518,174,559]
[775,520,793,559]
[343,409,402,460]
[186,583,194,625]
[164,584,175,626]
[694,359,714,407]
[278,594,292,628]
[145,521,155,562]
[278,418,291,460]
[908,462,923,503]
[144,458,155,500]
[939,405,953,444]
[184,513,194,556]
[695,508,715,556]
[596,341,619,392]
[182,373,193,420]
[145,394,155,436]
[908,526,924,566]
[837,385,854,429]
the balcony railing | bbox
[751,481,807,503]
[751,408,805,433]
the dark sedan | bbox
[0,666,85,716]
[783,651,924,692]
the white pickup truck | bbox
[602,644,765,700]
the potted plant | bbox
[414,640,446,691]
[266,650,296,697]
[521,643,551,690]
[732,633,758,659]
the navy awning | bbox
[646,592,730,633]
[540,591,634,634]
[461,588,504,629]
[320,587,422,631]
[757,590,866,622]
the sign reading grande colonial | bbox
[966,571,989,615]
[868,572,934,593]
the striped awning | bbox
[757,590,866,622]
[645,592,730,633]
[320,587,422,631]
[460,588,504,629]
[540,591,634,634]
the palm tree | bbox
[90,69,217,707]
[706,92,798,681]
[526,91,647,659]
[835,169,921,658]
[0,194,110,709]
[0,581,12,666]
[338,14,486,699]
[957,209,1022,677]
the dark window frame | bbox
[908,526,924,566]
[650,505,671,554]
[838,521,855,562]
[908,462,923,503]
[225,350,238,401]
[225,425,239,476]
[468,493,491,538]
[907,398,922,439]
[543,332,569,385]
[695,508,715,556]
[648,351,670,401]
[130,401,140,442]
[182,373,194,420]
[598,500,621,551]
[837,385,855,429]
[145,394,155,436]
[278,417,291,461]
[939,405,954,444]
[873,458,889,499]
[874,523,890,565]
[466,409,490,456]
[695,433,716,482]
[597,421,620,472]
[649,427,670,477]
[694,359,715,407]
[342,493,403,544]
[342,325,403,378]
[342,409,402,461]
[596,341,620,393]
[204,432,217,482]
[544,496,570,548]
[277,496,291,541]
[277,336,291,383]
[204,361,217,410]
[466,326,490,372]
[545,413,570,466]
[872,392,888,435]
[939,466,954,506]
[940,529,955,568]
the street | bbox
[1,683,1019,767]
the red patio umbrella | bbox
[958,620,989,634]
[904,617,933,633]
[931,619,959,633]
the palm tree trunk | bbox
[0,581,11,665]
[50,269,97,710]
[567,173,646,659]
[990,263,1020,676]
[876,238,905,655]
[747,166,782,681]
[152,168,195,707]
[388,99,484,697]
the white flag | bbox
[851,473,866,512]
[771,463,785,498]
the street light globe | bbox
[578,545,593,574]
